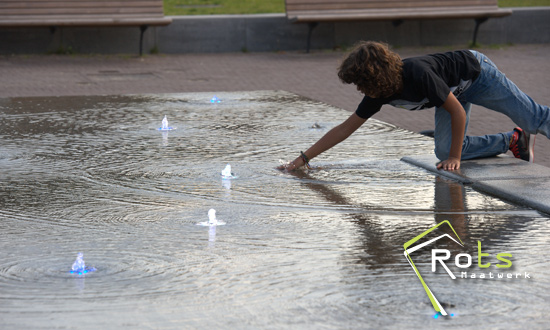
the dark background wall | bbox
[1,7,549,55]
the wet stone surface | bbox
[0,91,549,329]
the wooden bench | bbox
[0,0,172,55]
[285,0,513,52]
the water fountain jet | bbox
[70,252,96,275]
[196,209,226,226]
[158,115,176,131]
[221,164,237,179]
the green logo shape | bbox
[403,220,463,316]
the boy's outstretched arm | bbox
[437,92,467,171]
[278,112,367,170]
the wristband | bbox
[300,151,312,169]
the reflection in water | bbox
[161,130,169,147]
[0,91,548,329]
[222,177,232,190]
[209,225,217,248]
[434,177,469,241]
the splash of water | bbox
[196,209,226,226]
[158,115,175,131]
[70,252,96,275]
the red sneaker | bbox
[509,127,535,162]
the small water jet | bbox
[196,209,226,226]
[70,252,96,275]
[310,122,322,129]
[158,115,176,131]
[221,164,237,179]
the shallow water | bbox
[0,91,548,329]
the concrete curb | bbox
[1,7,549,54]
[401,154,550,215]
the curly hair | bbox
[338,41,403,98]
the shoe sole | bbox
[528,134,536,163]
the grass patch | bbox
[164,0,285,16]
[163,0,548,16]
[499,0,550,6]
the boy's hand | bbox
[437,157,461,171]
[276,158,304,171]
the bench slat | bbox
[0,1,163,9]
[0,0,163,3]
[285,0,511,52]
[0,16,172,27]
[1,8,165,16]
[0,0,164,8]
[285,0,498,4]
[287,1,500,11]
[0,1,165,15]
[0,14,169,20]
[286,0,498,5]
[0,0,171,55]
[286,0,497,2]
[289,7,511,22]
[0,0,170,27]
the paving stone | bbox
[473,178,550,215]
[402,154,550,215]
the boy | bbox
[279,41,549,171]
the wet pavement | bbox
[0,44,549,167]
[403,154,550,215]
[1,91,549,328]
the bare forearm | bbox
[280,113,366,170]
[302,124,353,160]
[437,92,466,171]
[449,109,466,160]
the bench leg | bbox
[49,26,66,54]
[139,25,149,56]
[472,17,489,47]
[306,22,318,53]
[392,19,404,27]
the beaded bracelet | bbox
[300,151,312,169]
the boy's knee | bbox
[433,134,452,161]
[434,146,448,161]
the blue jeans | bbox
[434,50,550,161]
